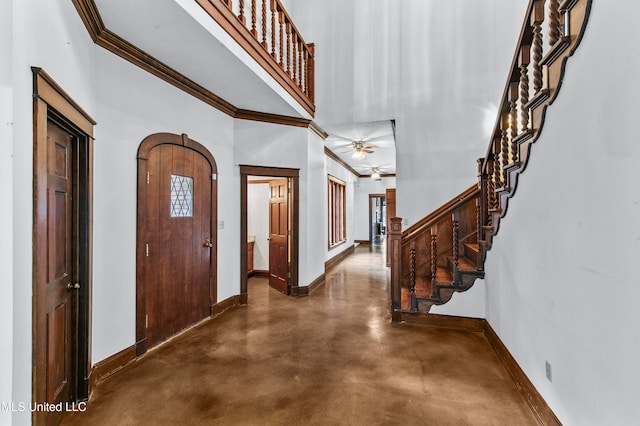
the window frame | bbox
[327,175,347,249]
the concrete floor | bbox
[62,243,537,425]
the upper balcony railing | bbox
[195,0,315,116]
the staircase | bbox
[389,0,592,321]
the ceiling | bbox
[90,0,396,175]
[324,120,396,176]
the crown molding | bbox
[324,147,360,177]
[309,121,329,140]
[235,109,311,127]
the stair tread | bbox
[464,243,479,253]
[435,267,453,282]
[447,256,477,272]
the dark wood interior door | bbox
[269,179,289,294]
[45,120,76,423]
[142,144,213,349]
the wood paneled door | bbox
[136,133,218,355]
[33,68,95,426]
[239,165,299,299]
[45,120,76,423]
[269,179,289,294]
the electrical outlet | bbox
[545,361,552,382]
[218,220,224,229]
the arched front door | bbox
[135,133,217,355]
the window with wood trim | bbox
[328,175,346,249]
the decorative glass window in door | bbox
[170,175,193,217]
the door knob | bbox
[67,283,80,290]
[204,238,213,248]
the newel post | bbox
[389,217,403,322]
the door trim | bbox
[240,165,300,300]
[135,133,218,356]
[32,68,96,424]
[368,194,386,243]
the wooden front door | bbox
[137,136,216,352]
[269,179,289,294]
[44,120,76,423]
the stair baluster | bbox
[452,212,460,283]
[519,46,530,133]
[278,11,284,68]
[488,157,497,218]
[270,1,277,59]
[531,1,544,94]
[286,22,291,75]
[549,0,561,46]
[261,0,268,48]
[430,231,438,298]
[292,33,298,84]
[508,82,519,165]
[250,0,257,38]
[500,115,509,186]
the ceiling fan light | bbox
[352,151,366,160]
[371,170,381,180]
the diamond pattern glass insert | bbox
[170,175,193,217]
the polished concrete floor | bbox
[63,243,537,425]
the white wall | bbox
[247,183,270,271]
[286,0,528,226]
[306,130,327,282]
[1,2,14,423]
[91,47,236,363]
[234,121,327,286]
[353,176,396,241]
[485,3,640,424]
[10,1,97,423]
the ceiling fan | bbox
[356,165,393,180]
[338,141,377,160]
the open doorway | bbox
[240,166,300,303]
[369,194,386,244]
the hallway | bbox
[62,244,537,425]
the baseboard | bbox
[249,269,269,278]
[212,294,242,316]
[397,312,559,424]
[399,312,485,333]
[91,295,242,389]
[296,273,326,296]
[483,321,561,426]
[92,345,136,384]
[354,239,370,244]
[325,244,355,270]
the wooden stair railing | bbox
[195,0,315,115]
[390,184,484,317]
[390,0,592,321]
